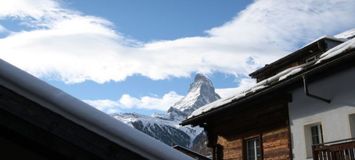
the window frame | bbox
[304,123,324,158]
[243,136,262,160]
[305,56,317,63]
[310,124,323,145]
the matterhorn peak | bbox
[167,74,220,120]
[194,73,209,82]
[189,73,213,92]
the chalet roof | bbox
[249,36,345,78]
[335,28,355,39]
[173,145,211,160]
[0,59,193,160]
[182,36,355,126]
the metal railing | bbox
[313,138,355,160]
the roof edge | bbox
[0,59,193,160]
[249,36,345,77]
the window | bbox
[244,137,262,160]
[214,144,223,160]
[305,56,317,63]
[310,125,323,145]
[304,123,324,158]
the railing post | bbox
[313,145,319,160]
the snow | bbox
[335,28,355,39]
[173,86,201,111]
[188,66,298,118]
[301,35,343,48]
[110,74,219,149]
[188,92,246,118]
[188,80,268,119]
[317,37,355,63]
[168,73,220,121]
[189,36,355,119]
[113,113,203,147]
[278,65,305,81]
[172,74,219,113]
[0,59,193,160]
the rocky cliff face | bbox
[112,74,220,154]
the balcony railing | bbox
[313,138,355,160]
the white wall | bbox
[288,66,355,160]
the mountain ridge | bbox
[111,74,220,153]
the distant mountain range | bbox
[111,73,220,155]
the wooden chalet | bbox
[182,35,355,160]
[0,59,193,160]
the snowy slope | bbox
[112,113,202,148]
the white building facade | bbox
[289,66,355,160]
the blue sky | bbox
[64,0,251,41]
[49,0,250,115]
[0,0,354,115]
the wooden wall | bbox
[262,127,290,160]
[217,127,291,160]
[217,136,242,160]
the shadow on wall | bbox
[289,67,355,119]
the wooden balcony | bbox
[313,138,355,160]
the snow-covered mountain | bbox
[111,74,220,151]
[167,73,221,121]
[112,112,202,148]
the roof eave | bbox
[249,37,345,78]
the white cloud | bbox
[0,0,354,83]
[83,99,121,114]
[87,77,257,114]
[84,91,183,113]
[0,0,59,19]
[216,78,256,98]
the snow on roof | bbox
[188,64,304,119]
[301,35,344,49]
[335,28,355,40]
[189,36,355,119]
[0,59,193,160]
[250,36,344,77]
[317,37,355,63]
